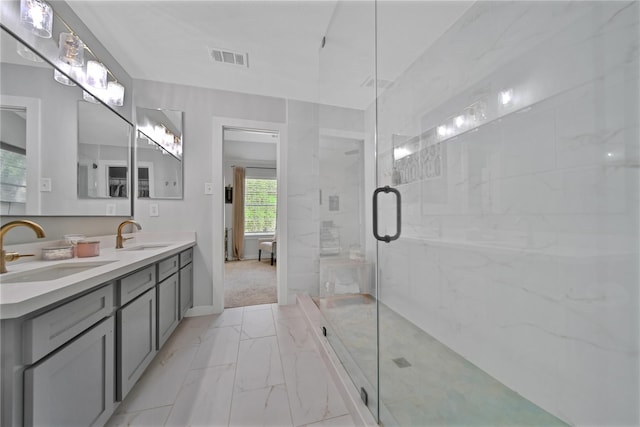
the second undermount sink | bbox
[120,243,170,251]
[1,261,116,284]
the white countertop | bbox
[0,232,196,319]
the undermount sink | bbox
[1,261,116,284]
[120,243,170,251]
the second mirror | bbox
[136,107,183,199]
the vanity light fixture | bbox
[20,0,53,38]
[86,60,107,89]
[58,32,84,67]
[16,41,43,62]
[107,81,125,106]
[82,90,100,104]
[53,64,77,86]
[454,115,465,129]
[19,0,127,107]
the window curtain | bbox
[232,166,245,260]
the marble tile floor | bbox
[318,295,569,427]
[106,303,356,427]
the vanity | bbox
[0,232,196,427]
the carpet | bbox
[224,259,277,308]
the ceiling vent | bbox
[209,48,249,67]
[360,76,393,89]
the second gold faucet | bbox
[116,220,142,249]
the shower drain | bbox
[392,357,412,368]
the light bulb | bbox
[500,89,513,106]
[107,81,125,106]
[58,33,84,67]
[86,61,107,89]
[20,0,53,38]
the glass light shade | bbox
[86,60,107,89]
[107,81,125,106]
[20,0,53,38]
[58,32,84,67]
[16,41,43,62]
[54,69,75,86]
[53,64,77,86]
[82,90,100,104]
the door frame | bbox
[212,117,288,311]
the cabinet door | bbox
[179,263,193,319]
[157,273,179,348]
[117,288,157,401]
[24,317,115,427]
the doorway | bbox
[223,127,279,308]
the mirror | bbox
[0,28,133,216]
[136,107,183,199]
[78,101,132,203]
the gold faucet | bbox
[116,220,142,249]
[1,220,46,274]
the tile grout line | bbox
[271,304,297,427]
[162,319,209,426]
[226,307,246,427]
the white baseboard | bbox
[183,305,222,317]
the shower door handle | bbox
[373,186,401,243]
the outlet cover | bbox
[149,204,159,217]
[204,183,214,195]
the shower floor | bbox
[317,293,568,427]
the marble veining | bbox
[365,1,639,424]
[106,303,353,427]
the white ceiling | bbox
[67,1,473,110]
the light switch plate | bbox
[204,183,214,195]
[149,204,159,217]
[40,178,52,192]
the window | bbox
[244,178,277,234]
[0,145,27,204]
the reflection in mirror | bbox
[78,101,132,202]
[0,106,27,215]
[0,28,133,216]
[136,107,183,199]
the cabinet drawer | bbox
[118,265,156,306]
[179,247,193,268]
[23,283,114,364]
[24,316,114,427]
[157,255,179,283]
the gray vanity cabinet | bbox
[157,255,180,349]
[23,317,115,427]
[116,266,157,401]
[0,244,196,426]
[179,248,193,318]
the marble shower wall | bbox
[286,101,321,302]
[375,2,639,426]
[286,101,366,302]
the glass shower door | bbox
[375,1,638,426]
[315,0,379,422]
